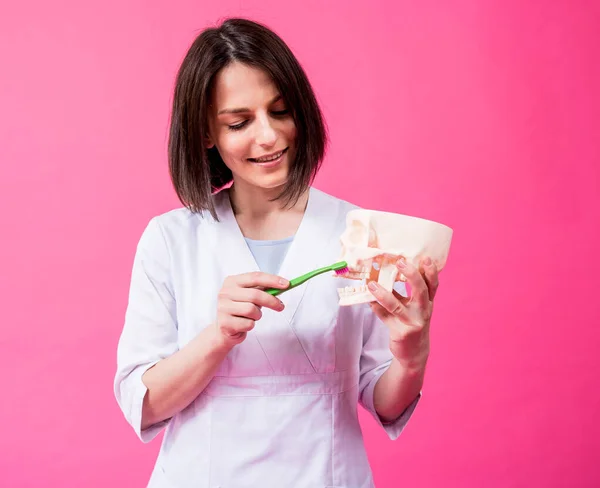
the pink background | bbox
[1,1,599,486]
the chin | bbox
[251,164,290,189]
[232,156,294,191]
[257,174,289,190]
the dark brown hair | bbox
[168,18,328,219]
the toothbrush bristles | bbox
[334,267,349,275]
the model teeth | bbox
[255,150,283,162]
[336,285,371,297]
[332,264,371,280]
[333,271,369,279]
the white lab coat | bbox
[114,187,420,488]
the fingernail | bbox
[396,258,406,268]
[368,281,378,292]
[279,278,288,286]
[278,300,285,310]
[424,257,432,266]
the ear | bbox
[204,134,215,149]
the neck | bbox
[228,180,309,219]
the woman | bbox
[114,17,439,488]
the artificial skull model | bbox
[335,209,453,306]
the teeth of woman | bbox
[255,151,282,162]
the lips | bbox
[248,147,288,163]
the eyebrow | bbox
[217,95,282,115]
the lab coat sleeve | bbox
[357,283,421,440]
[113,217,179,443]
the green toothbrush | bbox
[265,261,349,296]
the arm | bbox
[140,326,232,429]
[114,218,289,439]
[357,299,423,440]
[141,268,288,428]
[373,357,426,423]
[114,217,192,441]
[367,256,439,424]
[115,218,228,438]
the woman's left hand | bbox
[367,256,439,369]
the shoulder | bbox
[151,207,205,237]
[136,201,217,255]
[310,186,362,220]
[311,185,360,207]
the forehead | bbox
[211,62,279,109]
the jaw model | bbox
[335,209,453,306]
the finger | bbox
[369,302,416,337]
[369,299,414,331]
[392,288,411,305]
[369,300,397,322]
[420,257,439,300]
[220,300,263,321]
[218,314,256,334]
[369,300,392,322]
[220,287,285,312]
[231,271,290,290]
[367,280,408,319]
[396,258,429,305]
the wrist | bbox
[391,354,429,376]
[202,324,236,356]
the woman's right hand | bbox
[214,272,289,348]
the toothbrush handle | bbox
[265,265,333,296]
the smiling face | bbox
[206,62,297,193]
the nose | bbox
[255,114,277,147]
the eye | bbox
[271,109,289,116]
[227,120,248,131]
